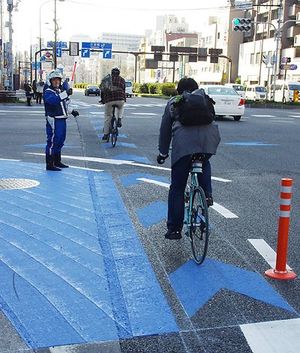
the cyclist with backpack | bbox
[100,67,126,142]
[157,77,221,240]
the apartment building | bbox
[238,0,300,85]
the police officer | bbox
[43,70,78,171]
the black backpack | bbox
[173,89,215,126]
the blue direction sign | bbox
[31,62,41,70]
[100,42,112,49]
[47,41,67,48]
[82,42,112,50]
[81,48,90,58]
[56,47,62,57]
[290,64,298,70]
[103,49,112,59]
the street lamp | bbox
[53,0,65,69]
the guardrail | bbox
[0,90,17,103]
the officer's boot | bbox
[46,155,61,171]
[54,153,69,168]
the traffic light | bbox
[232,18,252,32]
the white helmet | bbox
[48,69,63,81]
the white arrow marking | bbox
[138,177,238,219]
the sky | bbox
[12,0,229,52]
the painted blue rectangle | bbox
[136,201,167,228]
[0,160,178,348]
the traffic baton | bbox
[265,178,297,280]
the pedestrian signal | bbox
[232,18,252,32]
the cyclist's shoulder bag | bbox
[173,89,215,126]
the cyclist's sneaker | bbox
[164,229,182,240]
[117,118,122,128]
[206,196,214,207]
[102,134,109,142]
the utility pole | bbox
[0,0,3,89]
[7,0,13,90]
[53,0,57,69]
[272,0,283,100]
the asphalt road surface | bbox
[0,92,299,353]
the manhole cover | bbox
[0,178,40,190]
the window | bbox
[250,53,254,64]
[256,53,260,64]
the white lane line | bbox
[269,119,295,124]
[90,112,104,115]
[0,158,21,162]
[289,115,300,118]
[251,115,275,118]
[69,166,104,173]
[210,202,238,219]
[137,178,170,188]
[0,110,42,114]
[138,178,238,219]
[240,318,300,353]
[25,153,232,182]
[248,239,292,270]
[131,113,159,116]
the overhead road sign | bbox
[154,53,162,61]
[151,45,165,52]
[56,48,62,58]
[103,49,112,59]
[82,42,112,50]
[170,46,197,53]
[145,59,158,69]
[197,48,207,61]
[47,41,67,48]
[81,48,90,58]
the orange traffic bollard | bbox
[265,178,297,280]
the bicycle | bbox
[109,104,118,147]
[184,154,210,264]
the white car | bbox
[125,81,133,97]
[224,83,246,98]
[201,85,245,121]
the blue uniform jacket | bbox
[44,86,69,118]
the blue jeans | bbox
[167,154,212,231]
[46,118,67,156]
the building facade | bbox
[238,0,300,86]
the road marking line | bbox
[25,153,231,182]
[210,202,238,219]
[288,115,300,118]
[248,239,291,270]
[137,178,170,188]
[240,318,300,353]
[138,178,238,218]
[69,166,104,172]
[251,115,275,118]
[132,113,158,116]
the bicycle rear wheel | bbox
[189,187,209,264]
[110,118,118,147]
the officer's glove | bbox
[71,110,79,117]
[67,88,73,96]
[157,153,168,164]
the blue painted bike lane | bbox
[0,159,178,349]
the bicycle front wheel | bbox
[111,118,118,147]
[189,187,209,264]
